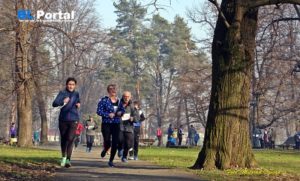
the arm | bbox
[139,112,145,122]
[117,102,126,116]
[52,91,65,107]
[76,92,81,108]
[96,98,110,118]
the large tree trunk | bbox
[15,0,33,147]
[193,1,258,169]
[31,28,49,144]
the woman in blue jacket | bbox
[97,84,125,167]
[52,77,80,168]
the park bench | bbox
[140,138,155,146]
[277,137,295,149]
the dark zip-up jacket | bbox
[120,99,134,133]
[52,90,80,122]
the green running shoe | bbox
[60,157,66,167]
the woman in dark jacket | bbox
[52,77,80,168]
[97,84,125,167]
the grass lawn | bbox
[139,147,300,181]
[0,145,60,180]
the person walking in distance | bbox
[177,125,184,146]
[52,77,81,168]
[10,123,17,138]
[188,125,196,146]
[97,84,125,167]
[74,122,84,150]
[156,126,162,146]
[85,116,98,152]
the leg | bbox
[118,131,124,151]
[133,127,140,157]
[109,124,120,162]
[158,136,161,146]
[101,123,111,152]
[59,121,69,157]
[122,132,129,159]
[86,135,91,150]
[66,122,77,160]
[178,137,182,146]
[123,132,134,159]
[90,135,95,151]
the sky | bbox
[94,0,207,41]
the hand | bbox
[116,111,122,117]
[109,113,115,118]
[63,97,70,104]
[76,103,80,108]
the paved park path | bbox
[51,146,201,181]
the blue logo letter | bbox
[17,10,34,20]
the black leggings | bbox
[86,135,95,150]
[119,131,134,159]
[101,123,120,162]
[59,121,77,160]
[133,127,140,157]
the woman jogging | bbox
[52,77,80,168]
[97,84,125,167]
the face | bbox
[134,103,139,109]
[123,92,131,103]
[66,81,76,92]
[108,86,117,97]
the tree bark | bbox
[15,0,33,147]
[31,28,49,144]
[193,0,258,169]
[184,97,190,126]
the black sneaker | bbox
[65,159,72,168]
[101,150,106,158]
[108,161,115,167]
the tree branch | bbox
[248,0,300,9]
[208,0,230,28]
[294,4,300,17]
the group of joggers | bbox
[52,77,145,168]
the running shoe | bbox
[108,161,115,167]
[121,157,128,163]
[65,159,72,168]
[134,156,138,161]
[60,157,66,167]
[128,156,134,160]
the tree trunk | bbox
[15,1,33,147]
[176,97,182,127]
[184,97,190,126]
[31,28,49,144]
[193,1,257,169]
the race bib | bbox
[122,113,131,121]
